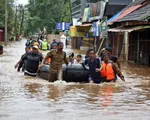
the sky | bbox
[15,0,29,5]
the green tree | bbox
[24,0,71,35]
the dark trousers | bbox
[48,70,62,82]
[48,72,58,82]
[24,72,36,77]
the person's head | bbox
[105,47,112,54]
[88,49,95,59]
[43,39,47,42]
[76,54,82,62]
[103,54,110,63]
[25,46,30,53]
[111,56,118,63]
[53,38,56,42]
[69,52,74,62]
[51,43,57,49]
[57,42,64,51]
[30,37,32,40]
[32,45,39,53]
[33,42,40,48]
[0,45,3,55]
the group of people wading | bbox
[14,35,125,84]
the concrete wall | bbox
[46,34,61,44]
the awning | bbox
[108,26,150,32]
[75,24,92,27]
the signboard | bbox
[70,26,85,37]
[92,22,100,37]
[56,22,71,30]
[65,23,71,30]
[82,8,90,22]
[89,1,106,21]
[101,17,108,31]
[56,22,62,30]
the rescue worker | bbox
[41,39,48,51]
[45,42,58,64]
[84,49,102,84]
[100,55,125,82]
[22,45,43,77]
[40,42,68,82]
[14,46,30,72]
[101,47,121,69]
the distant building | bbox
[70,0,133,23]
[70,0,102,22]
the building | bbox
[70,0,103,24]
[108,0,150,66]
[70,0,133,50]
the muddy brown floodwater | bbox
[0,39,150,120]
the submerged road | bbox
[0,39,150,120]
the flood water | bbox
[0,39,150,120]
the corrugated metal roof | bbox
[108,25,150,32]
[111,4,143,23]
[117,3,150,22]
[120,0,146,12]
[107,12,122,23]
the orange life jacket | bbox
[100,61,115,81]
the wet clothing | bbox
[101,61,115,82]
[85,58,101,83]
[22,51,43,76]
[45,49,67,82]
[17,53,26,72]
[48,70,62,82]
[101,60,123,82]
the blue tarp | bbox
[107,12,122,23]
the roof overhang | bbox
[75,24,92,27]
[108,25,150,32]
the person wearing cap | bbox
[50,42,57,50]
[50,39,57,49]
[22,45,43,76]
[40,42,68,82]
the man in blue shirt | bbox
[85,49,101,84]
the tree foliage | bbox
[24,0,71,35]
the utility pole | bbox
[5,0,8,45]
[20,7,24,35]
[14,6,17,41]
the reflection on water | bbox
[0,40,150,120]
